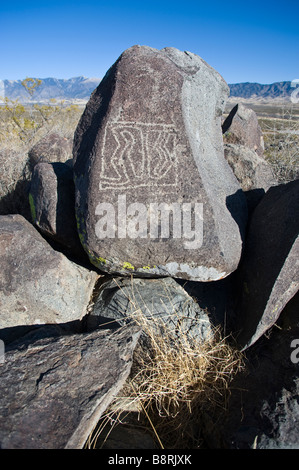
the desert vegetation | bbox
[0,78,83,152]
[84,278,244,449]
[0,80,83,218]
[259,107,299,182]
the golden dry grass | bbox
[85,278,244,449]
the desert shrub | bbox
[259,106,299,183]
[85,278,244,449]
[0,78,82,153]
[0,78,83,219]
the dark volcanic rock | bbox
[203,292,299,449]
[0,214,98,344]
[29,161,89,261]
[222,103,264,156]
[73,45,247,281]
[234,180,299,350]
[87,276,212,344]
[0,325,141,449]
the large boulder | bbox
[0,324,141,449]
[0,214,98,344]
[222,103,264,157]
[234,180,299,349]
[73,45,247,281]
[87,276,213,344]
[29,161,89,262]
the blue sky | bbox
[0,0,298,84]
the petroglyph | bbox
[99,122,178,190]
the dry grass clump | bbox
[85,280,244,449]
[127,328,243,448]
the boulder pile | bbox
[0,45,298,449]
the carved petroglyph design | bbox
[99,122,178,190]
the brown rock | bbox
[73,45,247,281]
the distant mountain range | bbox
[228,81,296,101]
[1,76,101,103]
[0,77,296,103]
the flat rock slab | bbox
[0,325,141,449]
[87,276,212,345]
[73,45,247,281]
[0,214,98,344]
[235,180,299,349]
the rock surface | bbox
[223,143,276,213]
[223,144,276,193]
[87,276,212,344]
[0,214,98,344]
[73,45,247,281]
[234,180,299,349]
[0,325,141,449]
[29,161,88,261]
[92,410,158,449]
[28,133,73,169]
[203,292,299,449]
[0,148,31,220]
[222,103,264,156]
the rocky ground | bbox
[0,45,298,449]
